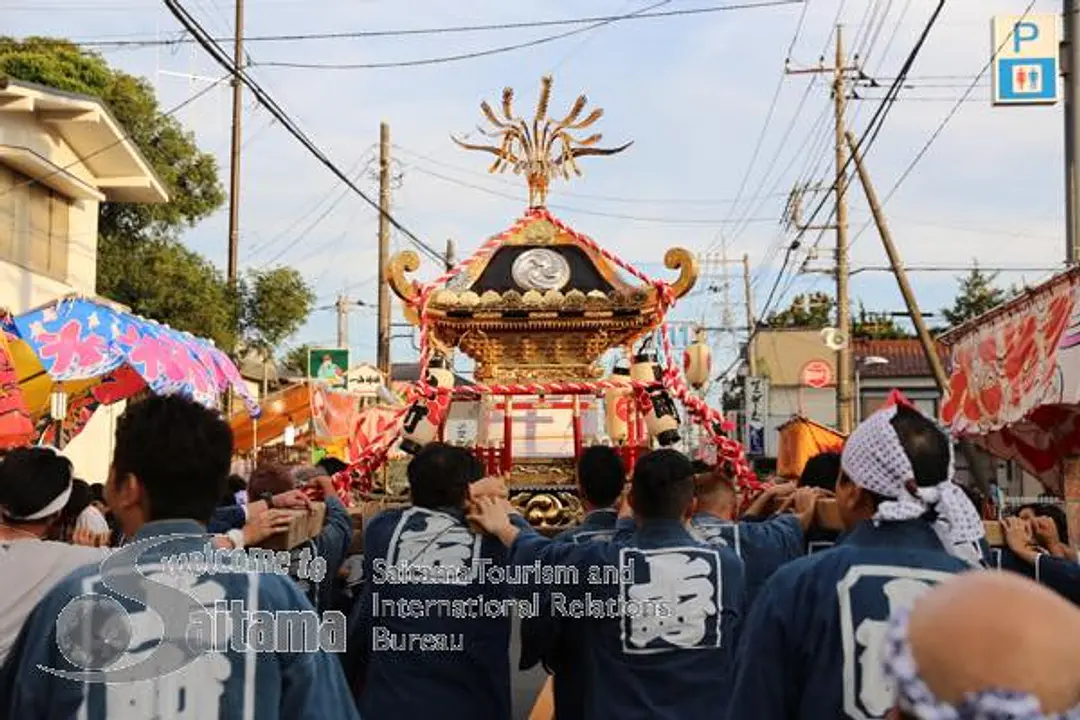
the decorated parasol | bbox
[1,294,259,448]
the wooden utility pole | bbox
[226,0,244,295]
[336,294,349,349]
[445,238,456,272]
[844,129,992,492]
[786,25,855,433]
[833,25,853,434]
[742,253,757,376]
[377,122,391,379]
[844,131,946,388]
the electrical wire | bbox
[162,0,446,266]
[64,1,805,48]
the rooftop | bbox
[0,76,168,204]
[853,338,948,378]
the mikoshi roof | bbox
[3,294,259,421]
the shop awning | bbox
[939,268,1080,495]
[3,295,259,433]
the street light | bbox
[855,356,890,424]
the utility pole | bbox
[336,294,349,349]
[844,132,945,388]
[377,122,391,380]
[787,25,855,433]
[226,0,244,297]
[445,238,456,272]
[845,128,993,493]
[833,25,853,434]
[1066,0,1080,265]
[742,253,757,376]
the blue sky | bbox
[7,0,1068,373]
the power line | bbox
[392,144,792,206]
[251,0,786,70]
[62,1,804,48]
[405,164,779,225]
[162,0,446,266]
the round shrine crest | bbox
[512,248,571,291]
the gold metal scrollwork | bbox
[664,247,699,300]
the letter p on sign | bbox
[1014,21,1039,53]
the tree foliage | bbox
[766,292,834,329]
[280,344,313,376]
[0,38,315,352]
[240,268,316,354]
[942,263,1012,328]
[852,302,911,340]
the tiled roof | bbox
[852,338,948,378]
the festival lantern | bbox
[399,352,454,455]
[630,346,681,447]
[603,364,632,444]
[683,328,711,389]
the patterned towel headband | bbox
[883,608,1080,719]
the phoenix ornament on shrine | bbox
[451,76,632,208]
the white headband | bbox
[841,405,985,562]
[2,481,72,521]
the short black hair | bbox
[407,442,471,509]
[88,482,106,505]
[1035,503,1069,544]
[578,446,625,508]
[457,448,486,484]
[112,395,233,525]
[800,452,842,491]
[690,459,712,475]
[317,457,348,476]
[0,447,73,521]
[630,449,695,520]
[890,405,951,489]
[62,478,92,520]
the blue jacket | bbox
[690,512,804,606]
[726,519,971,720]
[0,519,358,720]
[348,505,530,720]
[1035,553,1080,605]
[522,507,620,720]
[510,516,746,720]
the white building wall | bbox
[0,113,114,485]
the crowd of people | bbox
[0,394,1078,718]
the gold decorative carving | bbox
[451,76,632,208]
[664,247,699,299]
[387,250,421,304]
[510,489,585,532]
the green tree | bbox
[240,268,316,354]
[942,263,1011,328]
[766,292,834,329]
[852,301,911,340]
[280,344,313,376]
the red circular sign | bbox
[801,360,834,389]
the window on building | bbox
[0,164,71,282]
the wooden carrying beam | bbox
[814,498,1004,545]
[255,503,326,551]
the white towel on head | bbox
[841,405,985,563]
[75,504,110,535]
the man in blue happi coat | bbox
[799,451,844,554]
[1000,515,1080,606]
[347,443,529,720]
[690,461,819,606]
[726,404,985,720]
[520,445,626,719]
[471,449,746,720]
[0,395,358,720]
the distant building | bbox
[0,77,167,482]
